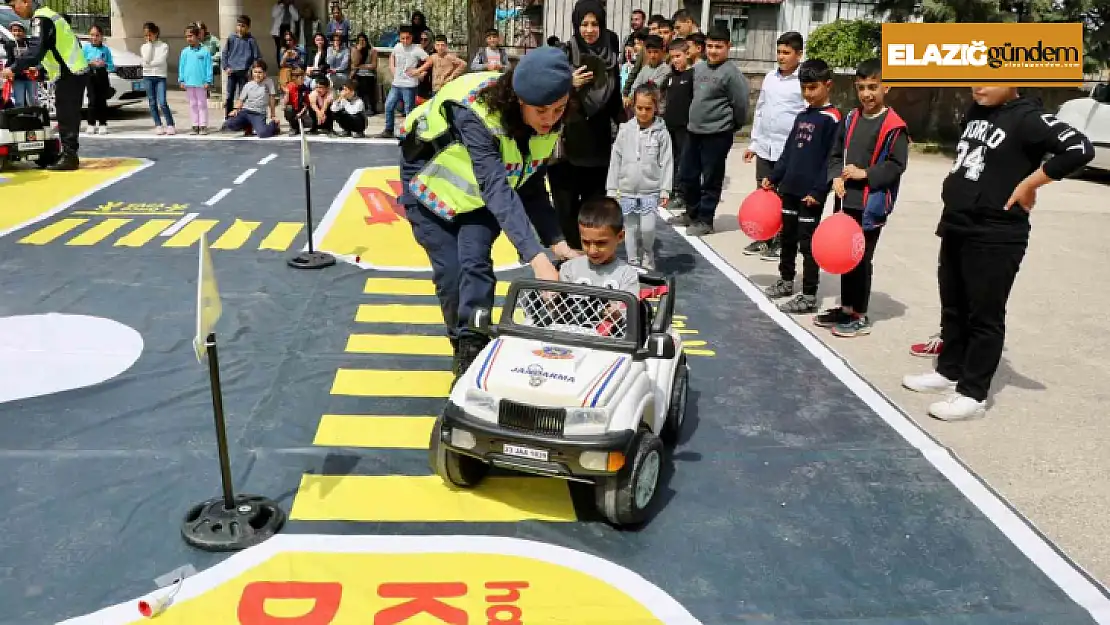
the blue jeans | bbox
[11,80,37,107]
[144,76,175,127]
[382,85,415,133]
[224,109,279,138]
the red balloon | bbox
[812,212,866,275]
[737,189,783,241]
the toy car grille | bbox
[498,399,565,437]
[514,287,629,340]
[115,66,142,80]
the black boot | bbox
[47,151,80,171]
[453,335,490,386]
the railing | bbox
[43,0,109,35]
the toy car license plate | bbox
[132,81,143,91]
[502,444,549,461]
[18,141,44,152]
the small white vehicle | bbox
[0,84,61,170]
[428,272,689,528]
[1057,83,1110,172]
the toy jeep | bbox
[428,272,688,527]
[0,97,60,171]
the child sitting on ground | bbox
[283,68,310,135]
[606,84,673,270]
[330,80,367,137]
[223,60,279,138]
[761,58,841,314]
[821,58,909,337]
[306,75,335,135]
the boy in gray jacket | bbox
[670,26,750,236]
[607,84,673,270]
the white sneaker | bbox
[902,371,957,394]
[84,125,95,135]
[98,125,108,135]
[928,393,986,421]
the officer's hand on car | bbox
[551,241,581,261]
[529,252,560,283]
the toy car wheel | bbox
[661,355,688,447]
[594,430,664,527]
[427,415,489,488]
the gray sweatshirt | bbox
[630,61,671,93]
[688,60,750,135]
[606,116,674,199]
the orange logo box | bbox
[881,23,1084,87]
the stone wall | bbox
[742,71,1090,145]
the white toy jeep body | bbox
[0,99,60,171]
[429,273,689,527]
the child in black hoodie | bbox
[903,86,1093,421]
[762,59,841,314]
[661,38,694,211]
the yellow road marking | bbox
[19,218,87,245]
[684,340,707,347]
[64,218,132,246]
[114,219,176,247]
[289,475,577,522]
[365,277,510,297]
[356,304,445,324]
[163,219,219,248]
[212,220,261,249]
[346,334,453,356]
[258,222,304,250]
[331,369,453,397]
[678,329,699,335]
[687,349,716,357]
[672,320,686,328]
[314,414,436,449]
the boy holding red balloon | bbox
[760,59,842,315]
[820,58,909,337]
[902,86,1093,421]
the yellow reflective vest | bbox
[33,7,88,80]
[401,72,560,220]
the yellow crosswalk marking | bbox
[331,369,453,397]
[163,219,219,248]
[212,220,261,249]
[687,349,716,357]
[289,475,577,522]
[346,334,453,356]
[258,222,304,250]
[678,329,699,335]
[65,218,132,246]
[314,415,436,448]
[19,218,87,245]
[365,277,510,297]
[115,219,176,247]
[355,304,518,324]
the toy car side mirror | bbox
[645,332,676,359]
[468,307,496,335]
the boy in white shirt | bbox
[742,31,805,259]
[378,25,433,138]
[330,81,367,138]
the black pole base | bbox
[287,251,336,269]
[181,494,286,552]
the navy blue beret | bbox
[512,46,573,106]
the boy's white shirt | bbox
[330,94,365,115]
[748,67,805,161]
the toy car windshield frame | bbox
[497,279,643,355]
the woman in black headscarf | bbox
[547,0,626,249]
[410,11,431,40]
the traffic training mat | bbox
[0,140,1107,625]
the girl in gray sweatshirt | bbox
[606,85,673,270]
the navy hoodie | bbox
[769,104,842,204]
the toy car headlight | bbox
[464,388,499,418]
[563,408,609,435]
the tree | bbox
[468,0,496,60]
[806,20,882,70]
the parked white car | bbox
[430,273,689,528]
[1056,83,1110,172]
[0,22,145,117]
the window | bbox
[712,5,748,50]
[811,1,826,22]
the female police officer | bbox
[399,46,579,381]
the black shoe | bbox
[453,335,490,384]
[667,213,692,226]
[814,307,851,328]
[46,152,80,171]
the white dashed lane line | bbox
[159,212,199,237]
[258,153,278,165]
[233,168,258,185]
[204,188,233,206]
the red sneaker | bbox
[910,334,943,357]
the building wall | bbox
[107,0,329,79]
